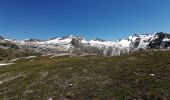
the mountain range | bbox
[1,32,170,56]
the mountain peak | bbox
[59,35,84,40]
[24,39,43,42]
[92,38,107,42]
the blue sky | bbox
[0,0,170,40]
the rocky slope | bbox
[4,32,170,56]
[0,36,19,50]
[0,37,38,60]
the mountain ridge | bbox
[1,32,170,56]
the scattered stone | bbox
[47,97,52,100]
[0,81,3,84]
[149,74,155,76]
[3,98,7,100]
[134,72,140,75]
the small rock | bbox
[48,97,52,100]
[134,72,140,75]
[0,81,3,84]
[149,74,155,76]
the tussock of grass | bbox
[0,51,170,99]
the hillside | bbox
[0,50,170,99]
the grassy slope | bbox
[0,51,170,99]
[0,48,39,61]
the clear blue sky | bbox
[0,0,170,40]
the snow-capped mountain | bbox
[128,32,170,50]
[2,32,170,56]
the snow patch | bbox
[0,63,15,66]
[162,38,170,41]
[118,39,131,47]
[24,56,37,59]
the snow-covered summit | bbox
[39,35,87,45]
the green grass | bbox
[0,51,170,99]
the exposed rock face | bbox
[5,32,170,56]
[148,32,170,49]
